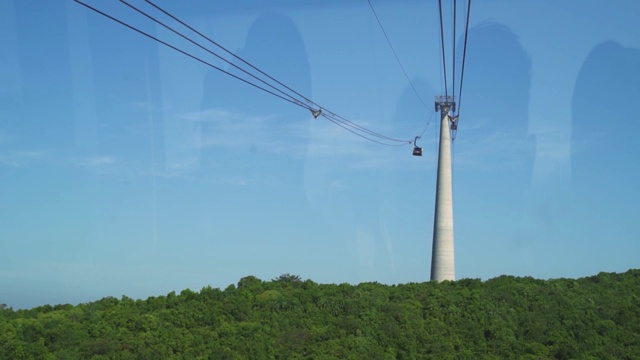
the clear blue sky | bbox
[1,0,638,309]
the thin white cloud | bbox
[530,123,574,162]
[75,156,115,167]
[181,108,276,124]
[182,107,308,156]
[536,138,571,163]
[217,176,247,186]
[137,158,199,181]
[72,155,124,175]
[0,150,47,167]
[452,115,536,172]
[178,107,432,173]
[163,158,198,177]
[306,117,432,171]
[130,101,169,113]
[329,179,344,189]
[138,161,249,186]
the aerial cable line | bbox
[437,0,449,100]
[367,0,429,111]
[418,111,436,138]
[435,0,472,142]
[450,0,458,142]
[143,0,315,110]
[75,0,411,146]
[72,0,309,111]
[143,0,409,144]
[452,0,457,105]
[321,114,410,146]
[118,0,312,112]
[456,0,472,117]
[321,109,410,144]
[143,0,410,144]
[366,0,433,145]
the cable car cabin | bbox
[412,136,423,156]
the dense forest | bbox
[1,270,639,359]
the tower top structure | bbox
[434,95,456,113]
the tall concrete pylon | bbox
[430,96,456,281]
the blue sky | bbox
[1,0,638,309]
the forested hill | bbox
[1,270,639,359]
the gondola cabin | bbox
[412,136,423,156]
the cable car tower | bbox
[426,0,471,282]
[430,95,456,281]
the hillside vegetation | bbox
[1,270,639,359]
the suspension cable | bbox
[143,0,410,144]
[72,0,309,111]
[143,0,314,107]
[119,0,308,110]
[437,0,449,99]
[419,111,436,138]
[452,0,457,105]
[367,0,429,111]
[75,0,412,146]
[322,114,411,147]
[457,0,472,116]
